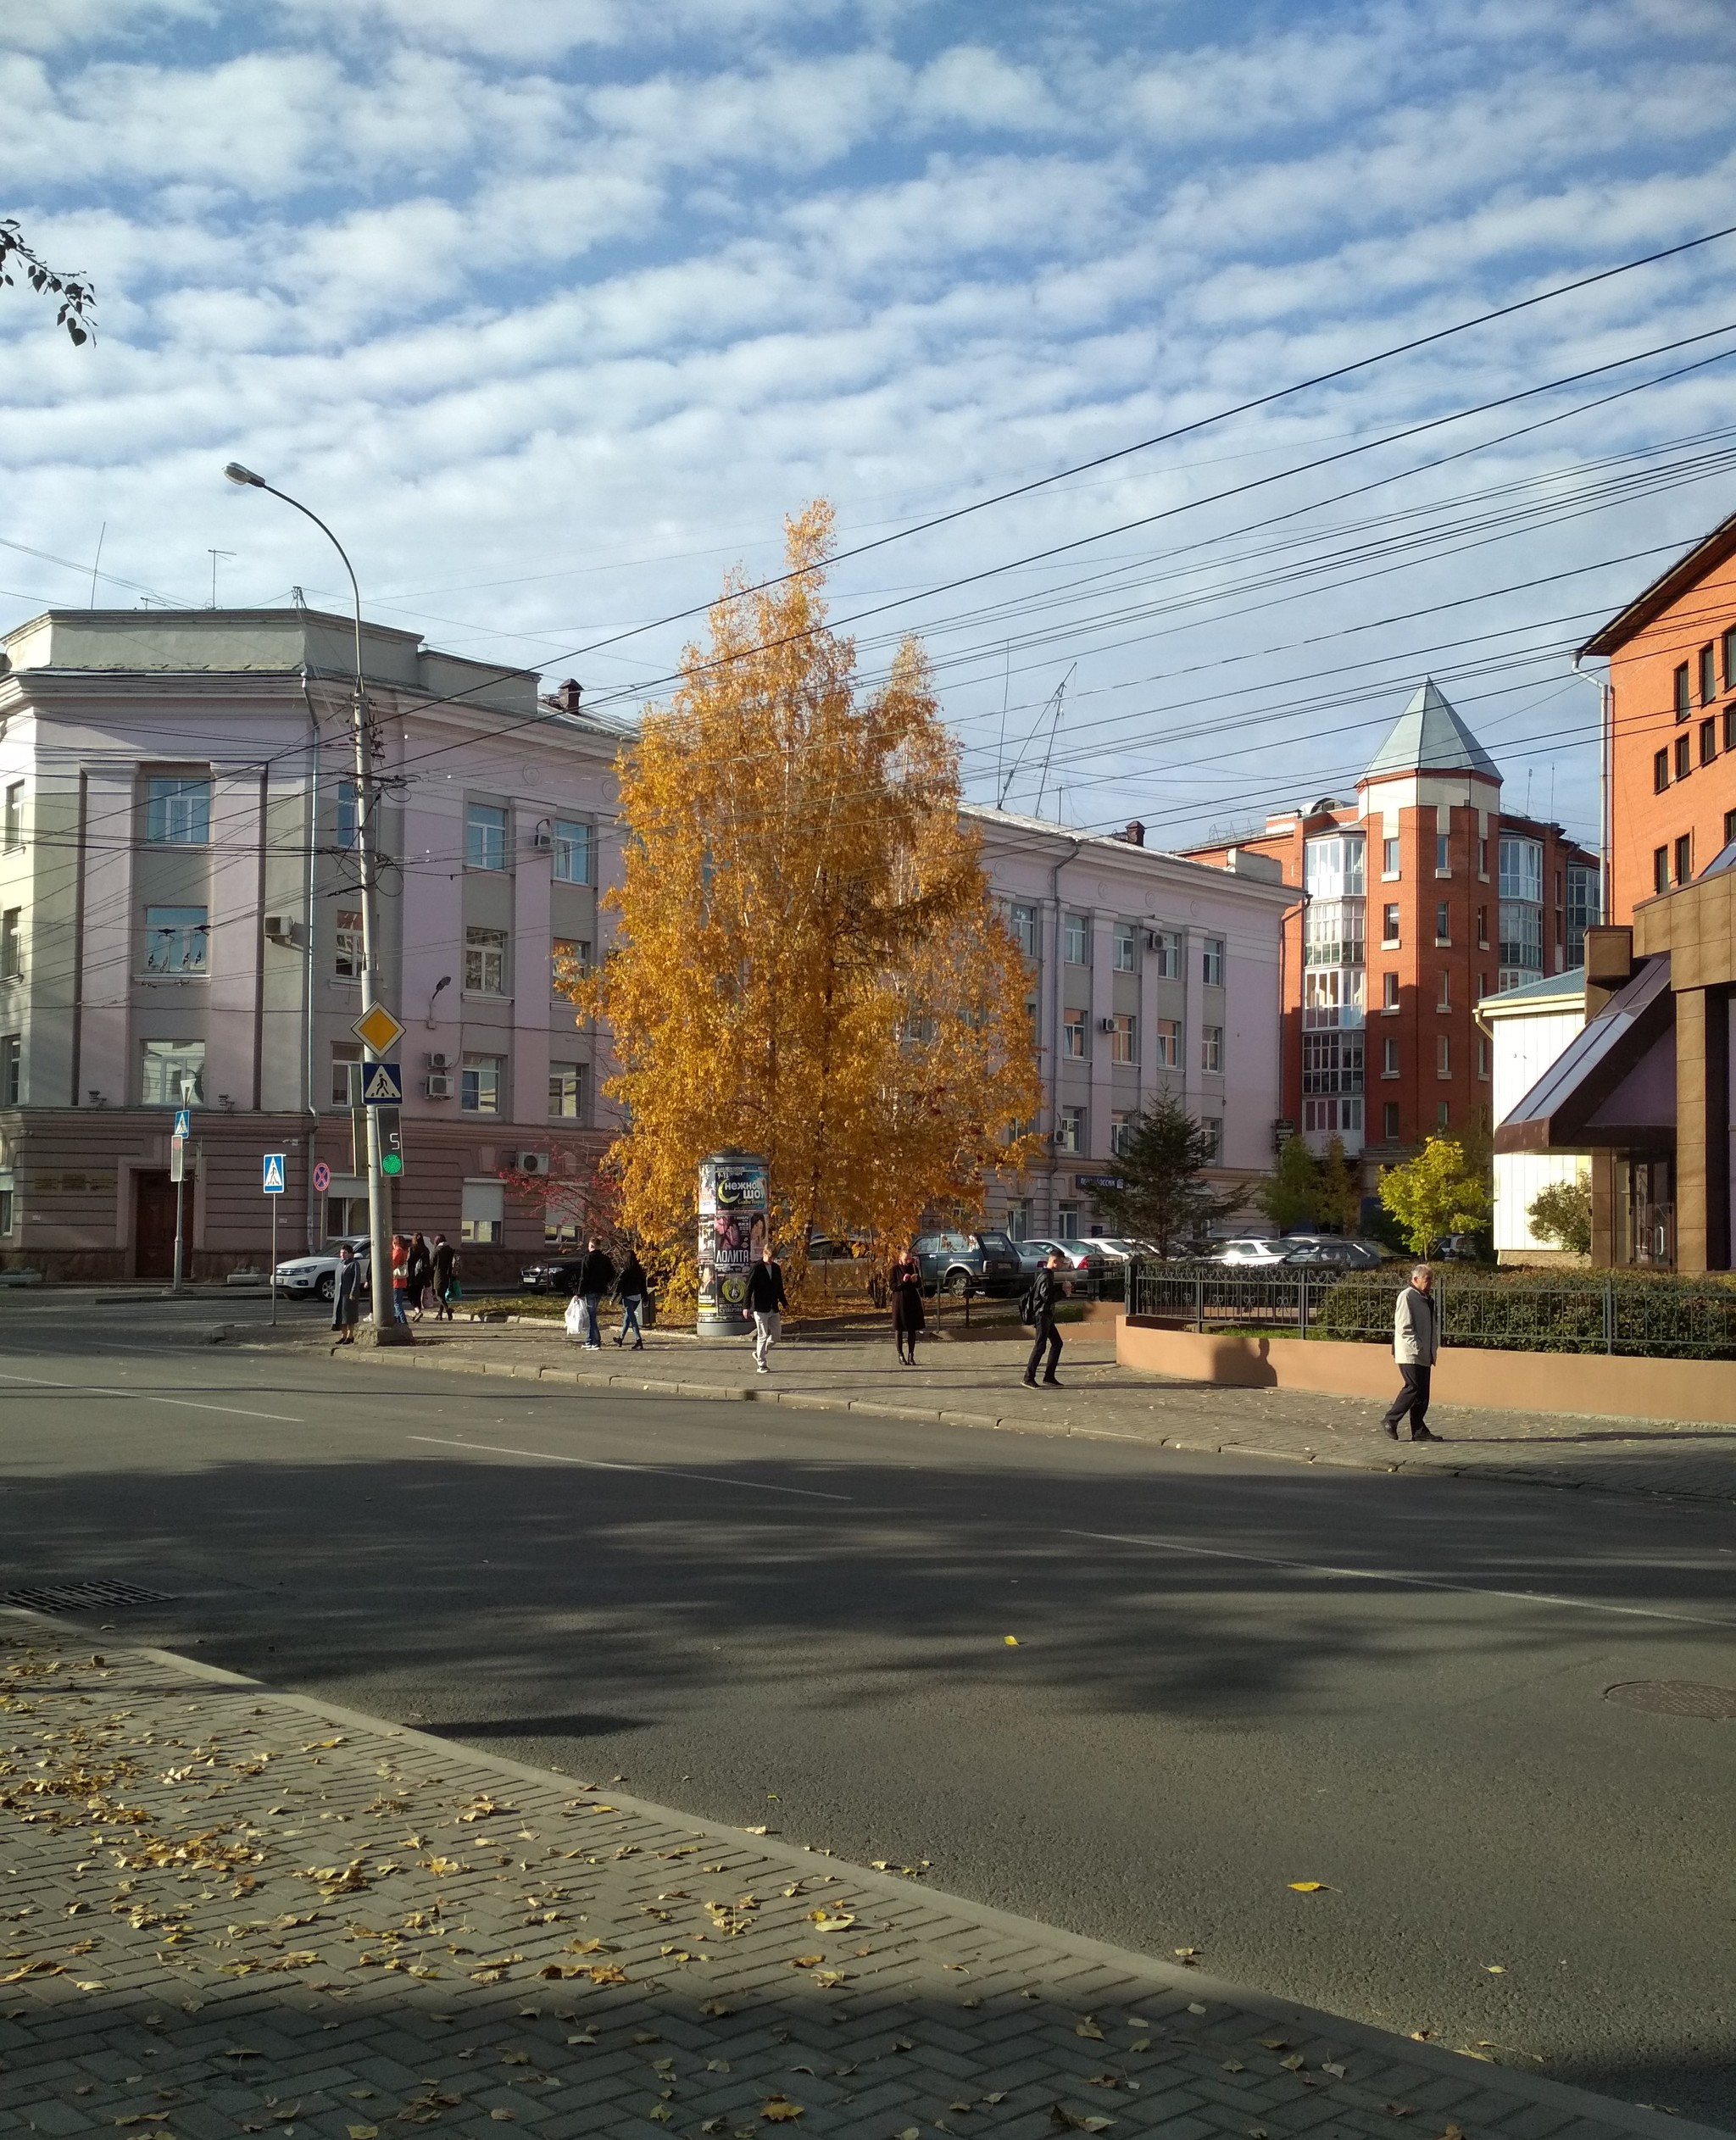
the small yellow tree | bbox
[1378,1136,1492,1257]
[573,502,1041,1297]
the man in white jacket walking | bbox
[1383,1263,1444,1442]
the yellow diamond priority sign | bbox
[352,1002,406,1056]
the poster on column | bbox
[697,1152,768,1334]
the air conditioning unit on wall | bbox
[1098,1016,1116,1033]
[518,1149,550,1176]
[426,1052,451,1071]
[425,1074,453,1099]
[263,914,298,946]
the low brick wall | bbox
[1117,1319,1736,1426]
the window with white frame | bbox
[548,1061,586,1119]
[1200,1116,1223,1162]
[1202,937,1224,985]
[1149,929,1180,978]
[0,1035,19,1106]
[1062,1014,1087,1059]
[146,776,210,846]
[1064,913,1089,964]
[465,801,509,871]
[1155,1017,1180,1069]
[1382,836,1399,876]
[1112,921,1137,972]
[1383,1037,1399,1076]
[140,1039,204,1106]
[1057,1202,1080,1237]
[1202,1025,1223,1073]
[1304,832,1365,898]
[1304,901,1364,967]
[1110,1110,1135,1157]
[330,1042,362,1108]
[143,906,209,976]
[1499,835,1543,903]
[3,782,21,851]
[1008,903,1038,959]
[1004,1197,1031,1241]
[460,1053,504,1113]
[1303,967,1364,1028]
[460,1177,504,1244]
[553,818,591,885]
[333,908,363,981]
[0,908,19,981]
[1059,1105,1085,1153]
[465,925,509,995]
[1110,1012,1137,1064]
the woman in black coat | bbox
[890,1244,926,1366]
[331,1245,363,1346]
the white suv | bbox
[272,1236,373,1303]
[1211,1237,1290,1265]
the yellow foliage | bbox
[570,500,1041,1298]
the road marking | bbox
[1065,1529,1736,1628]
[0,1367,301,1425]
[409,1434,851,1501]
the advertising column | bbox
[697,1151,769,1334]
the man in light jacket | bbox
[1383,1263,1443,1442]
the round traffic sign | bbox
[312,1161,331,1194]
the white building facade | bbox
[1481,968,1589,1264]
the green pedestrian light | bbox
[381,1152,403,1176]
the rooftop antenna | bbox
[88,522,105,609]
[998,663,1076,814]
[995,642,1010,802]
[208,548,235,609]
[290,584,307,613]
[1031,663,1076,822]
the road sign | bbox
[312,1160,331,1195]
[173,1107,192,1139]
[376,1107,404,1178]
[169,1140,185,1184]
[352,1002,405,1055]
[262,1153,287,1195]
[360,1060,403,1105]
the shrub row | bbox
[1312,1268,1736,1358]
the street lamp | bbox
[224,461,407,1342]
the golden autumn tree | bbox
[571,500,1041,1298]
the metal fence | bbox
[1127,1260,1736,1358]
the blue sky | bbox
[5,0,1736,848]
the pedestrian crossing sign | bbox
[173,1107,192,1139]
[262,1153,287,1195]
[360,1060,403,1105]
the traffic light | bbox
[376,1107,405,1177]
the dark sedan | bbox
[520,1256,587,1294]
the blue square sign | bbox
[262,1153,287,1195]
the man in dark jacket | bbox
[1022,1249,1066,1387]
[743,1242,787,1373]
[431,1233,457,1320]
[576,1237,616,1351]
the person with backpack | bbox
[743,1240,787,1373]
[612,1246,648,1350]
[431,1232,458,1320]
[1021,1248,1066,1388]
[575,1237,616,1351]
[890,1243,925,1366]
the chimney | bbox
[1122,820,1145,847]
[556,677,584,713]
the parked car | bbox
[272,1235,371,1303]
[1210,1237,1290,1266]
[1085,1237,1157,1265]
[1279,1238,1384,1270]
[913,1229,1024,1297]
[1015,1236,1109,1281]
[520,1255,587,1294]
[1437,1234,1488,1262]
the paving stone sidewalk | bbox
[293,1320,1736,1507]
[1,1626,1725,2140]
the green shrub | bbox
[1312,1267,1736,1358]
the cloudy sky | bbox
[5,0,1736,848]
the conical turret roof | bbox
[1361,679,1500,784]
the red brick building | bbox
[1581,503,1736,923]
[1183,681,1600,1187]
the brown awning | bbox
[1494,954,1675,1153]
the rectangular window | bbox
[145,776,211,846]
[1202,937,1224,986]
[1566,863,1600,964]
[1675,733,1692,781]
[333,908,363,981]
[1302,1029,1364,1096]
[460,1177,504,1245]
[465,925,508,995]
[1383,970,1399,1009]
[1383,1037,1399,1077]
[1056,1202,1080,1237]
[1064,913,1088,964]
[1727,706,1736,755]
[1499,837,1543,902]
[1478,837,1488,877]
[1382,836,1400,876]
[548,1061,586,1119]
[143,905,208,976]
[140,1039,204,1107]
[1110,1012,1137,1064]
[544,1203,581,1249]
[1303,900,1364,968]
[1437,969,1451,1010]
[1654,748,1670,793]
[3,782,21,851]
[1499,898,1544,971]
[1303,833,1365,897]
[1727,809,1736,852]
[1477,903,1489,947]
[552,937,592,992]
[0,1035,18,1106]
[1111,921,1137,972]
[1702,718,1718,767]
[1435,901,1450,944]
[1303,967,1364,1028]
[1004,1198,1031,1242]
[1062,1014,1087,1059]
[1155,1017,1180,1069]
[331,1042,362,1108]
[1110,1110,1134,1158]
[1437,1035,1451,1078]
[1058,1105,1085,1154]
[0,909,18,981]
[336,779,359,849]
[460,1053,504,1113]
[1654,844,1670,894]
[552,818,591,885]
[1435,833,1450,875]
[1382,903,1399,945]
[1438,1099,1451,1128]
[1674,663,1691,719]
[1201,1024,1222,1073]
[1477,1037,1489,1079]
[1383,1101,1400,1139]
[1200,1116,1223,1163]
[1009,902,1038,959]
[1149,929,1180,978]
[465,801,508,871]
[0,1188,11,1234]
[1676,832,1694,887]
[1700,642,1717,704]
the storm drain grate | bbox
[6,1579,175,1614]
[1605,1680,1736,1721]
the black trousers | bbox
[1025,1315,1063,1381]
[1383,1363,1432,1436]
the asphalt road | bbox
[2,1292,1733,2125]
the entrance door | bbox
[135,1171,178,1279]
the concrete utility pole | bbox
[224,464,408,1342]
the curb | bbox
[3,1604,1726,2140]
[319,1337,1736,1502]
